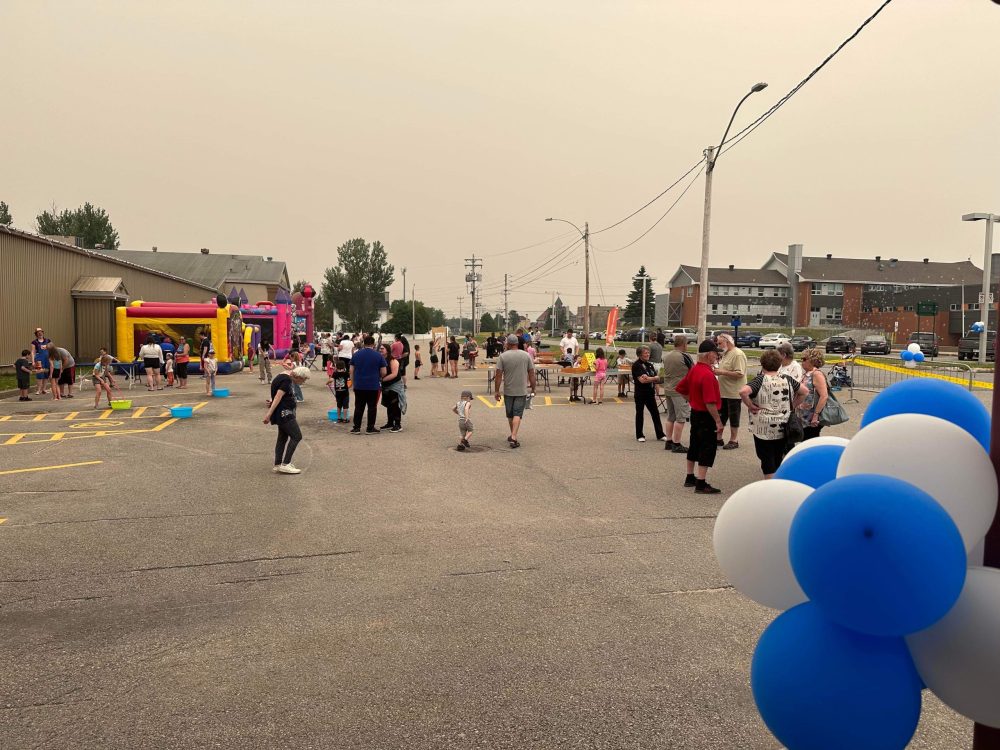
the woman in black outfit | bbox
[378,344,404,432]
[447,336,460,378]
[264,365,310,474]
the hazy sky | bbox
[3,1,999,321]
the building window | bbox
[904,305,914,312]
[949,303,959,311]
[971,303,980,310]
[687,287,694,297]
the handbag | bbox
[785,412,805,447]
[819,388,849,427]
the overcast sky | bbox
[3,1,999,320]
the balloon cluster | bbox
[899,342,924,367]
[713,379,999,749]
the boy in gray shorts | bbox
[453,389,474,451]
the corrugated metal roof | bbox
[71,276,129,297]
[112,249,289,289]
[0,226,219,292]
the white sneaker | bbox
[277,464,302,474]
[272,465,281,473]
[637,437,646,443]
[659,436,670,442]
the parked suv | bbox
[958,331,996,361]
[860,335,890,355]
[736,330,763,348]
[825,335,856,354]
[907,332,940,357]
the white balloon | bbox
[907,567,1000,728]
[837,413,997,551]
[907,342,922,353]
[784,435,850,461]
[713,479,812,610]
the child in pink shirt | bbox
[592,347,608,404]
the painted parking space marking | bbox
[476,394,629,409]
[0,402,207,446]
[0,460,103,476]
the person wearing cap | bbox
[631,345,666,443]
[494,334,536,449]
[675,340,725,494]
[452,389,475,451]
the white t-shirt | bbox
[319,337,333,355]
[778,360,804,384]
[560,336,576,357]
[138,344,163,363]
[338,339,355,360]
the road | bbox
[0,367,973,748]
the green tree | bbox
[623,266,654,326]
[426,307,446,327]
[0,201,12,227]
[291,280,308,293]
[321,238,395,332]
[382,299,434,334]
[480,312,496,331]
[507,309,520,329]
[36,202,120,250]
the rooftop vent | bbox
[152,246,158,252]
[728,264,734,271]
[266,256,273,261]
[826,253,832,260]
[923,258,929,264]
[200,248,210,255]
[95,243,105,250]
[875,255,881,262]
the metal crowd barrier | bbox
[838,356,993,400]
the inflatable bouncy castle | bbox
[115,300,245,373]
[240,296,292,356]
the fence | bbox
[838,356,993,400]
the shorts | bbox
[459,418,474,436]
[58,367,74,386]
[143,357,160,371]
[686,410,719,468]
[594,373,607,384]
[665,394,690,423]
[720,397,742,428]
[17,376,30,390]
[176,362,189,379]
[754,435,788,475]
[504,395,527,419]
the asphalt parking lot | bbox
[0,367,977,749]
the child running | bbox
[452,389,474,451]
[413,345,422,380]
[591,347,608,404]
[92,354,115,409]
[15,349,33,402]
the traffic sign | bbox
[978,292,994,305]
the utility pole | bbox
[402,267,407,303]
[634,271,654,342]
[698,146,715,345]
[411,285,416,339]
[503,274,509,332]
[550,291,558,337]
[457,296,464,333]
[584,221,591,351]
[465,255,482,335]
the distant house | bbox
[112,247,290,303]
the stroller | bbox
[828,360,853,390]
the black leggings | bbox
[634,390,664,440]
[275,418,302,465]
[383,390,401,428]
[353,390,380,430]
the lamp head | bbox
[545,217,553,221]
[751,82,768,93]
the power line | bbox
[478,236,584,293]
[480,231,576,258]
[595,162,707,254]
[719,0,896,158]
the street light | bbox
[546,217,591,349]
[633,271,655,342]
[962,212,1000,364]
[697,82,768,343]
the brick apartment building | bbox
[664,244,992,345]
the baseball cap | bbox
[698,340,721,354]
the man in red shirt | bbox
[675,339,725,494]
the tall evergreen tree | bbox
[623,266,654,326]
[36,202,120,249]
[0,201,12,227]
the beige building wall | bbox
[1,231,214,365]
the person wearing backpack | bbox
[661,334,694,453]
[740,349,809,478]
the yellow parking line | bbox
[151,418,178,432]
[0,416,10,422]
[191,401,209,412]
[48,432,66,441]
[0,460,103,476]
[4,434,25,445]
[97,409,113,420]
[0,518,7,525]
[131,406,148,418]
[32,414,46,422]
[63,411,80,421]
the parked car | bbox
[790,335,816,351]
[736,330,763,348]
[907,331,940,357]
[670,327,698,340]
[958,331,996,361]
[759,333,792,349]
[589,331,604,341]
[825,335,856,354]
[860,334,891,355]
[619,329,643,342]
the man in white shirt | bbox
[337,334,355,367]
[560,329,577,361]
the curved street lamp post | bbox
[546,217,591,350]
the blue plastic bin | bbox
[328,409,339,421]
[171,406,194,418]
[212,388,230,398]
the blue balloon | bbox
[913,352,925,363]
[900,350,914,362]
[752,603,923,750]
[861,379,991,451]
[789,474,966,636]
[774,444,844,489]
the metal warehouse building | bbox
[0,227,218,366]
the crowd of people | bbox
[635,329,836,494]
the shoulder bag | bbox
[818,377,849,427]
